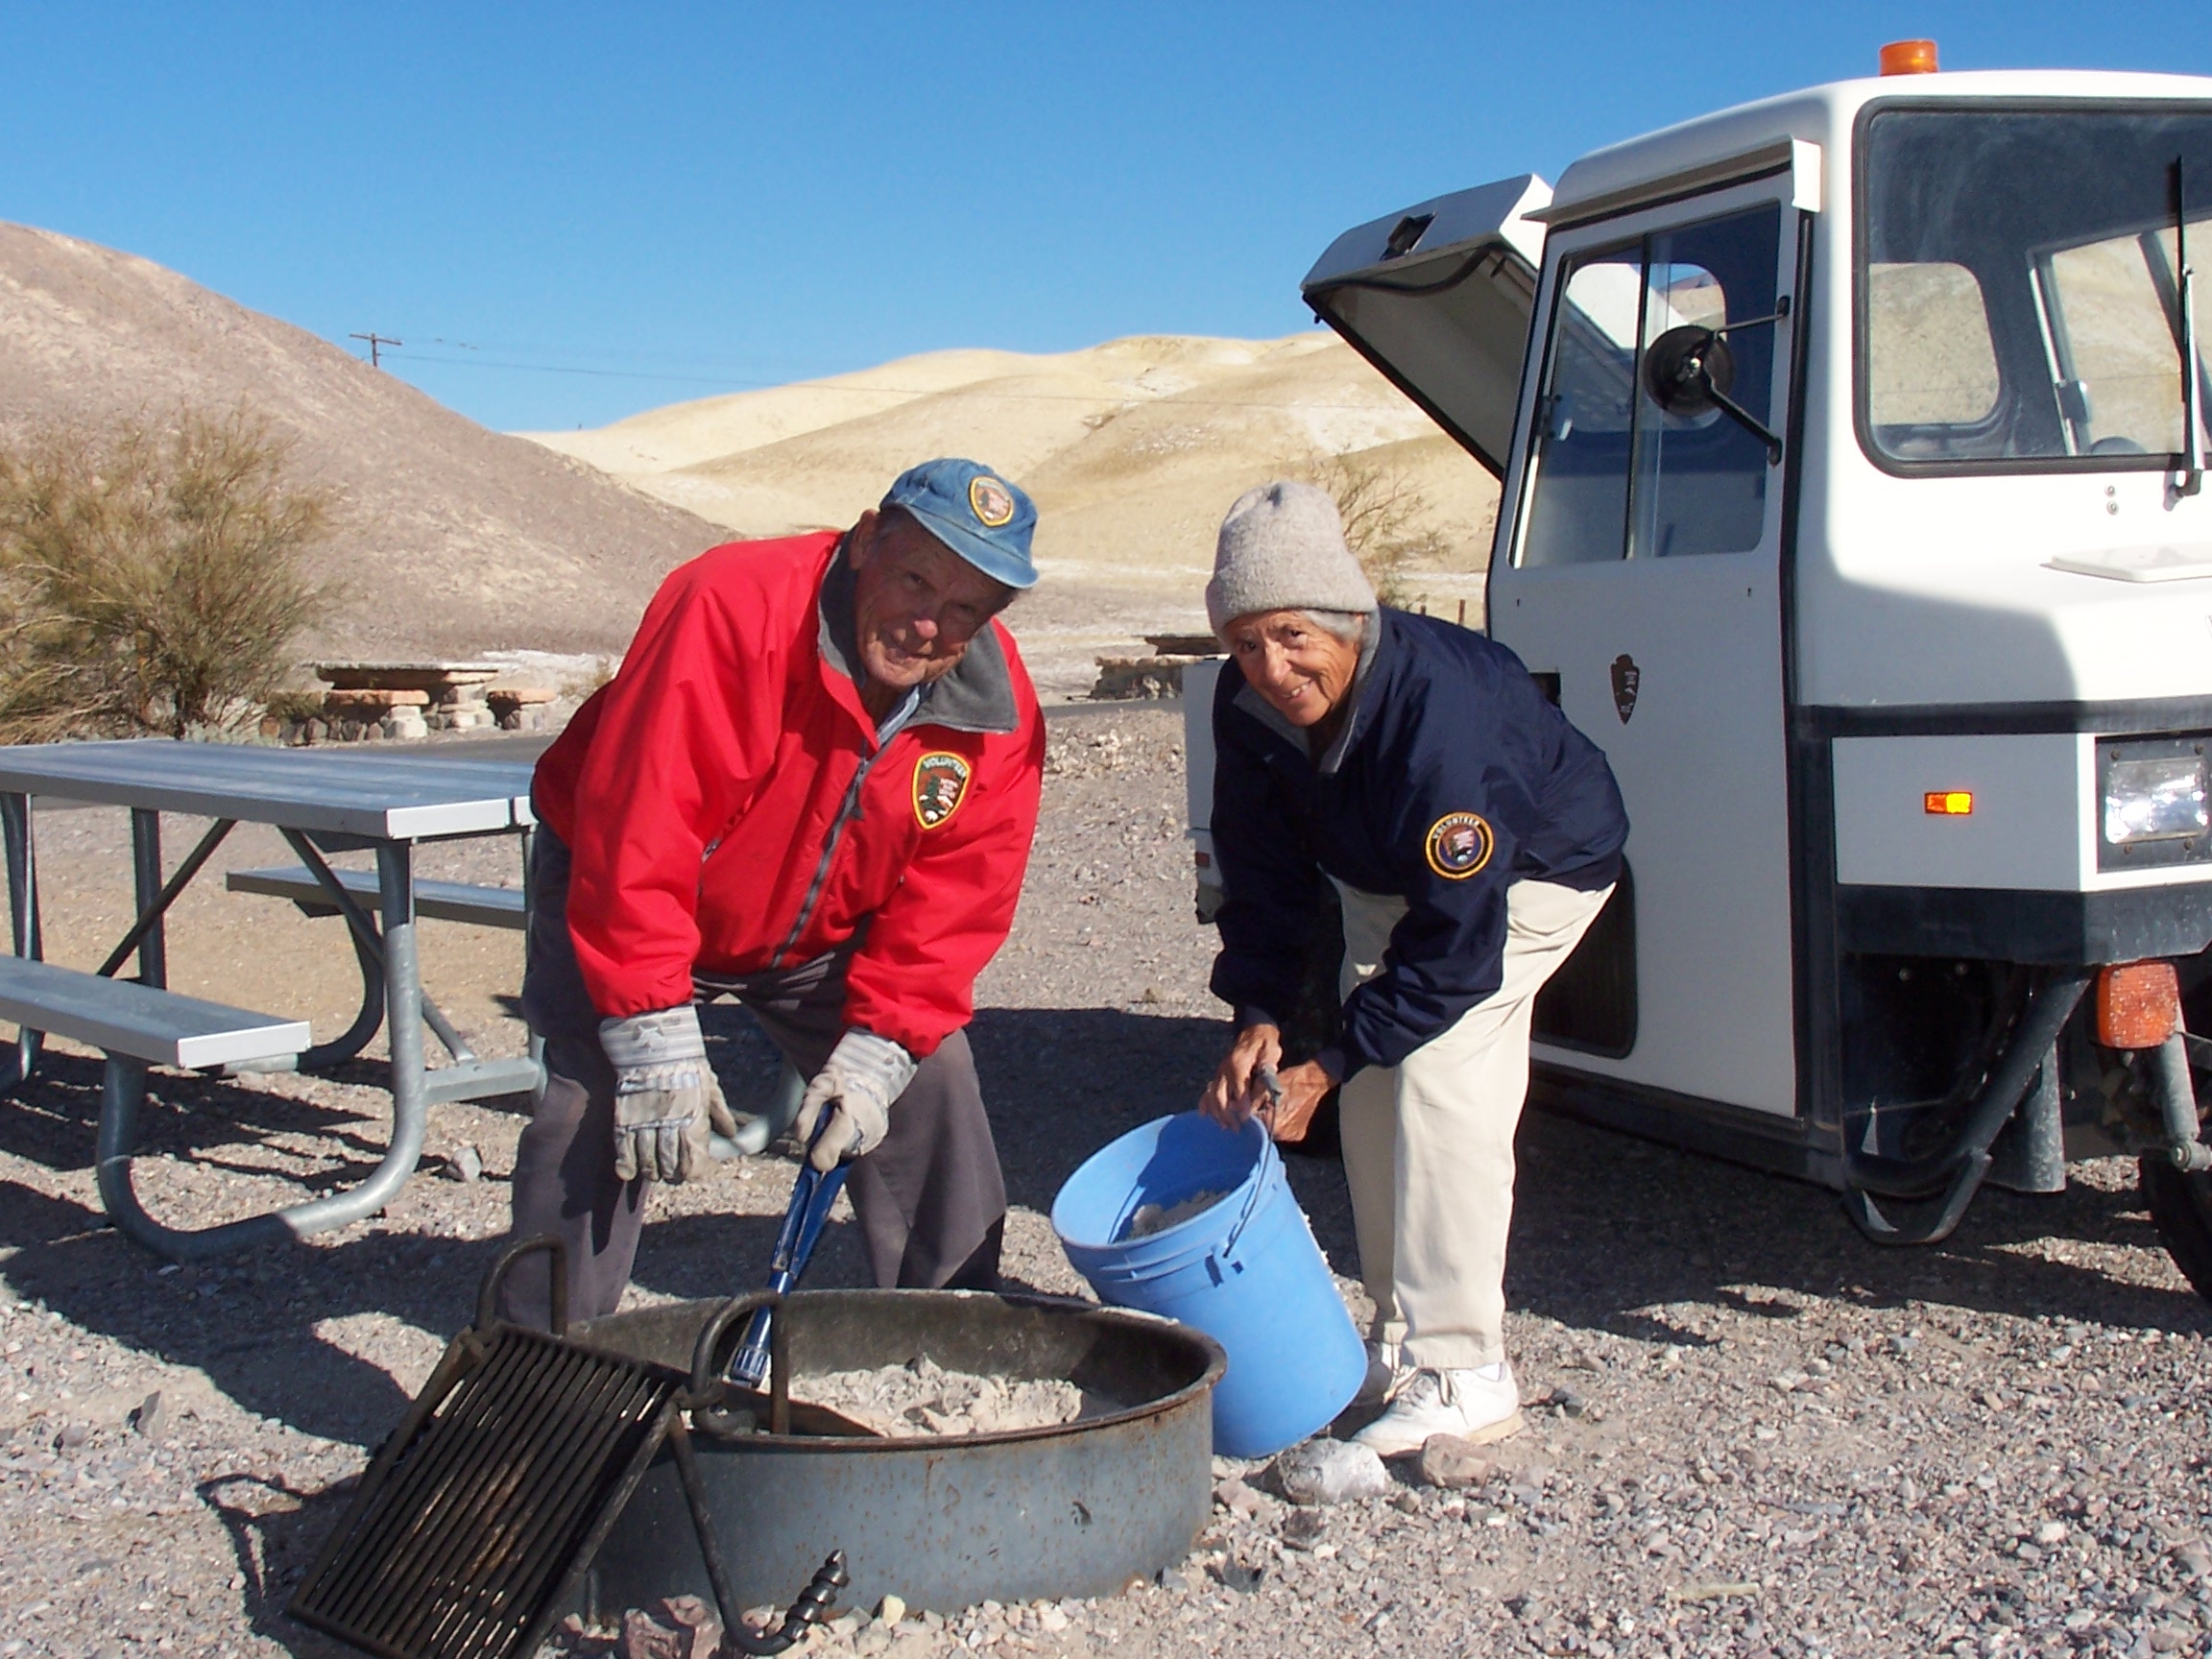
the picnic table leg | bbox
[95,1056,296,1259]
[275,830,390,1068]
[373,840,430,1194]
[130,808,166,990]
[295,923,387,1071]
[97,841,434,1259]
[272,828,480,1070]
[521,825,545,1107]
[2,793,43,1093]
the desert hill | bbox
[522,332,1502,694]
[0,222,723,660]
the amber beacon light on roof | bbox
[1880,38,1940,76]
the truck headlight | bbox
[2104,753,2209,845]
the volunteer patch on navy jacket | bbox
[1425,811,1494,878]
[914,752,973,829]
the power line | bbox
[397,352,738,385]
[387,349,1403,413]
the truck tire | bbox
[2140,1156,2212,1305]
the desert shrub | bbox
[0,408,339,740]
[1303,449,1452,606]
[261,687,329,725]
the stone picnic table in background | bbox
[1089,635,1224,702]
[300,663,559,742]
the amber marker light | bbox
[2097,960,2179,1049]
[1924,790,1974,815]
[1880,38,1940,75]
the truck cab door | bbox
[1492,176,1804,1117]
[1310,167,1807,1118]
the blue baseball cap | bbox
[880,458,1039,590]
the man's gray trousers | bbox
[498,827,1007,1328]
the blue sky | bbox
[4,1,2206,432]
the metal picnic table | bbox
[0,738,541,1253]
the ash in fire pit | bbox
[798,1355,1089,1438]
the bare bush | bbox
[0,408,339,740]
[1301,450,1451,605]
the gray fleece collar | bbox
[818,539,1021,736]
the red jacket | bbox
[531,531,1046,1057]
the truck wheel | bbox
[2140,1157,2212,1305]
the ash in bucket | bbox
[795,1355,1093,1437]
[1122,1188,1227,1239]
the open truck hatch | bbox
[1301,174,1550,478]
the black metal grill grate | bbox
[290,1327,685,1659]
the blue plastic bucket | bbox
[1050,1113,1364,1458]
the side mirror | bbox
[1642,325,1736,417]
[1641,323,1781,464]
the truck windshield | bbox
[1860,106,2212,469]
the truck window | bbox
[1866,262,2002,425]
[1520,203,1782,567]
[1860,107,2212,469]
[1522,251,1640,566]
[2048,227,2209,454]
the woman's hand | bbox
[1201,1022,1283,1127]
[1261,1059,1336,1144]
[1202,1029,1339,1142]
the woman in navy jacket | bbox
[1199,480,1627,1455]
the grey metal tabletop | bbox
[0,739,536,839]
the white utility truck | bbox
[1185,49,2212,1302]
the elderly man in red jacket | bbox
[501,458,1046,1326]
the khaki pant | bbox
[1334,878,1612,1370]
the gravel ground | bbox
[1,706,2209,1659]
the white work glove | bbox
[792,1029,916,1173]
[598,1005,738,1185]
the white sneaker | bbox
[1353,1338,1410,1407]
[1350,1363,1523,1457]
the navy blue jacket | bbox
[1210,610,1627,1075]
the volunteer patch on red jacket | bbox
[1425,811,1494,878]
[914,752,973,829]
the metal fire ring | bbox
[567,1288,1226,1617]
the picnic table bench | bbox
[228,864,527,930]
[0,954,316,1257]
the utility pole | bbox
[349,331,402,369]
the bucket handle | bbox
[1219,1129,1277,1263]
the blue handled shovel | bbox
[728,1117,849,1389]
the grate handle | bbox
[476,1233,568,1335]
[688,1290,789,1436]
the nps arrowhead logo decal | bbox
[913,752,973,830]
[1611,654,1641,724]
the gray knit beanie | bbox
[1206,479,1379,637]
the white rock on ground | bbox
[1266,1438,1390,1506]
